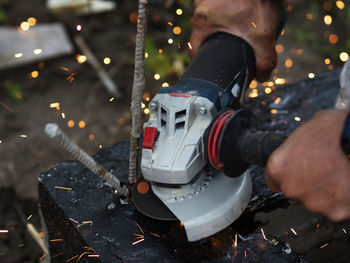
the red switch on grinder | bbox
[142,127,158,150]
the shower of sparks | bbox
[0,102,13,111]
[0,230,9,233]
[27,214,32,220]
[132,238,145,245]
[260,228,267,240]
[20,134,27,138]
[290,228,298,236]
[54,186,72,190]
[251,22,257,28]
[320,243,328,248]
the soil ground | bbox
[0,0,348,262]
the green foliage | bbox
[3,81,23,102]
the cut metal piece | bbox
[152,169,252,241]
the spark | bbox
[154,74,160,80]
[187,42,192,50]
[20,21,30,31]
[244,249,247,258]
[103,57,111,65]
[316,224,320,228]
[340,52,349,62]
[294,116,301,122]
[88,255,100,258]
[31,71,39,78]
[109,97,115,102]
[320,243,328,249]
[168,21,173,26]
[343,228,347,234]
[134,220,144,234]
[54,186,72,190]
[168,38,173,44]
[69,218,79,224]
[76,55,87,64]
[249,80,257,89]
[0,102,13,111]
[27,214,32,220]
[324,15,332,25]
[68,120,74,128]
[270,109,278,114]
[251,22,257,28]
[61,113,66,119]
[99,145,103,149]
[268,81,274,87]
[150,232,160,237]
[14,53,23,58]
[260,228,267,240]
[52,252,64,258]
[306,13,313,20]
[336,1,345,9]
[265,87,272,94]
[325,58,331,65]
[89,134,95,141]
[285,58,293,68]
[49,102,60,109]
[248,91,258,98]
[66,254,79,262]
[275,44,284,53]
[76,24,82,31]
[133,233,144,239]
[141,102,145,108]
[173,26,181,35]
[20,135,27,138]
[290,228,298,236]
[176,9,183,15]
[40,254,46,260]
[50,239,63,242]
[82,221,93,225]
[27,17,37,26]
[145,52,149,58]
[0,140,2,144]
[275,78,286,85]
[329,34,339,44]
[233,234,238,248]
[18,243,24,247]
[132,238,145,245]
[78,121,86,128]
[162,82,169,87]
[34,49,42,55]
[158,49,163,54]
[0,230,9,233]
[143,107,149,114]
[308,73,315,79]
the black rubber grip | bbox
[180,32,256,89]
[239,130,287,167]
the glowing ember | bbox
[275,78,286,85]
[68,120,74,128]
[89,134,95,141]
[20,21,30,31]
[340,52,349,62]
[168,38,173,44]
[336,0,345,9]
[27,17,37,26]
[265,87,272,94]
[251,22,257,28]
[162,82,169,87]
[324,15,332,25]
[88,255,100,258]
[99,145,103,149]
[294,116,301,122]
[306,13,313,20]
[145,52,149,58]
[76,54,87,64]
[173,26,181,35]
[14,53,23,58]
[20,134,27,138]
[270,109,278,114]
[158,49,163,54]
[285,58,293,68]
[168,21,173,26]
[320,243,328,249]
[249,80,257,89]
[325,58,331,65]
[329,34,339,45]
[154,74,160,80]
[34,49,42,55]
[79,121,86,128]
[129,12,138,23]
[141,102,146,108]
[274,97,281,104]
[54,186,72,190]
[144,108,150,114]
[132,238,145,245]
[76,24,82,31]
[30,71,39,78]
[104,57,111,65]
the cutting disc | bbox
[132,178,177,221]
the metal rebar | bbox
[44,123,128,197]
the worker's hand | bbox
[190,0,283,82]
[265,110,350,221]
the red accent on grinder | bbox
[143,127,158,150]
[169,93,192,98]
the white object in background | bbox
[47,0,116,15]
[335,60,350,110]
[0,23,73,70]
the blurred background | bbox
[0,0,349,262]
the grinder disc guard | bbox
[151,168,252,242]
